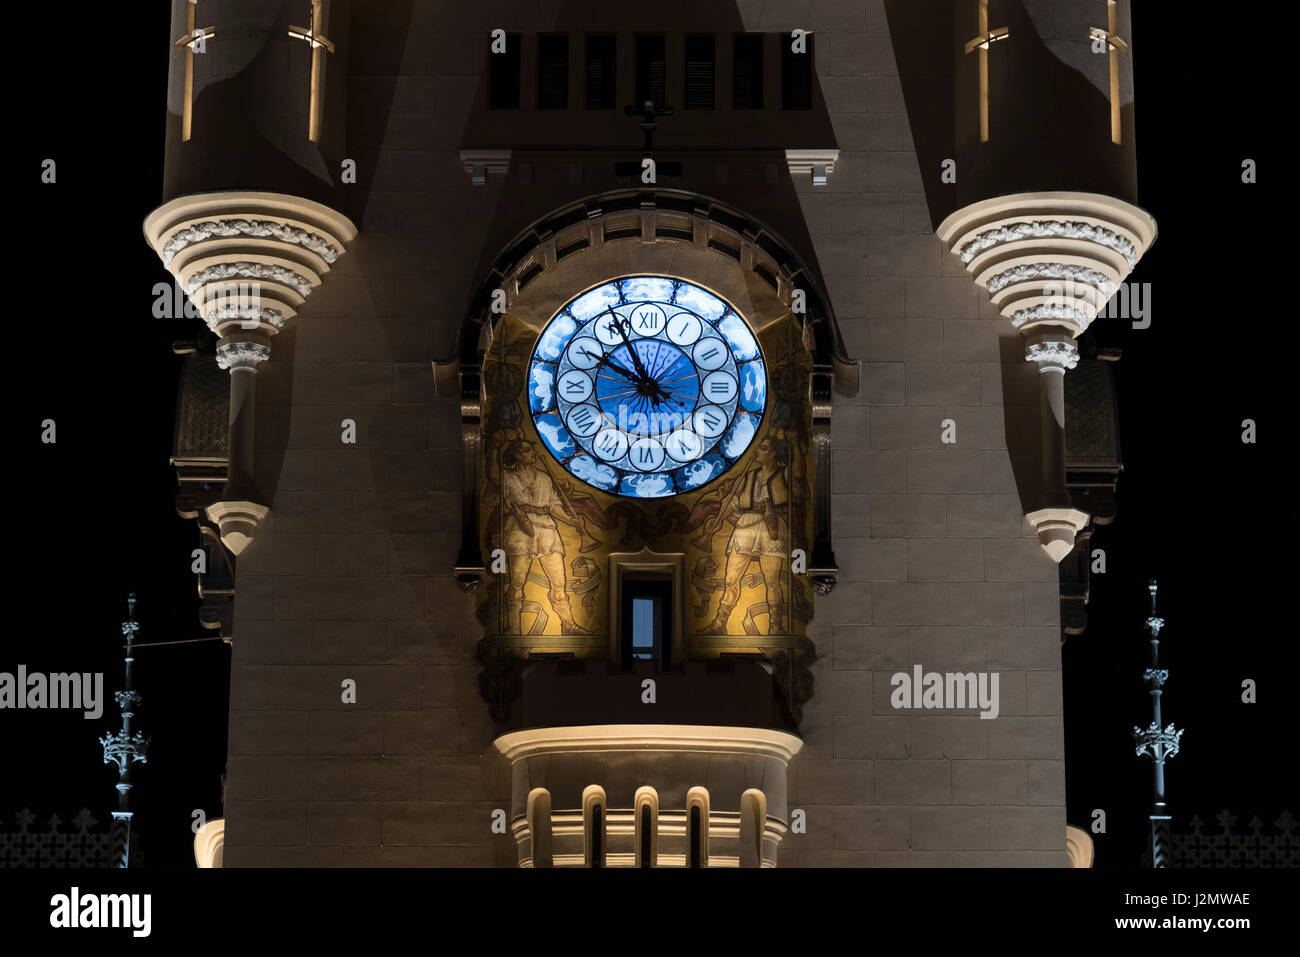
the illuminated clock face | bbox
[528,277,767,498]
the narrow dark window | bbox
[689,805,702,868]
[733,34,764,109]
[684,35,715,110]
[635,35,667,110]
[591,804,604,868]
[622,579,671,671]
[586,35,616,108]
[538,35,569,109]
[632,598,655,660]
[640,804,652,868]
[489,33,522,109]
[781,33,813,110]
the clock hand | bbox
[606,306,650,381]
[581,348,639,383]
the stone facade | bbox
[151,0,1153,866]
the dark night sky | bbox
[2,1,1285,869]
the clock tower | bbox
[148,0,1156,868]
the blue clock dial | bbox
[530,277,767,499]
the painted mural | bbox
[477,278,814,652]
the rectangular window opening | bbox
[621,577,671,671]
[586,35,616,109]
[635,35,667,111]
[684,35,715,110]
[538,35,569,109]
[733,34,764,109]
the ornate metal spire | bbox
[1132,580,1183,867]
[99,592,149,868]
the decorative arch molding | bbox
[739,788,767,869]
[192,817,225,868]
[1066,825,1095,868]
[526,787,553,869]
[436,188,860,596]
[582,785,608,869]
[634,786,660,868]
[685,786,711,868]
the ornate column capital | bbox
[215,334,272,373]
[1024,333,1080,374]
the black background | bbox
[0,0,1285,872]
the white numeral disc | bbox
[629,436,666,471]
[566,403,604,437]
[700,370,737,404]
[692,337,728,370]
[666,312,702,346]
[593,427,629,461]
[628,303,667,337]
[595,312,628,346]
[567,336,603,369]
[666,428,704,462]
[557,370,594,403]
[693,404,729,439]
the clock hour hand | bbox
[581,348,639,383]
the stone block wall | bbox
[220,0,1067,867]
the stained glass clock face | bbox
[528,277,767,498]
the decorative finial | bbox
[1144,579,1164,638]
[102,591,148,867]
[1134,578,1181,868]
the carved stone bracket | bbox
[938,192,1156,561]
[459,149,512,186]
[785,149,840,187]
[146,191,357,555]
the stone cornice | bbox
[493,724,804,764]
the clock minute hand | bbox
[606,306,650,381]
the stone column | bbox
[937,193,1156,561]
[144,192,357,553]
[1024,332,1084,561]
[206,334,271,554]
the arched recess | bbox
[527,787,553,868]
[685,786,711,868]
[739,788,767,868]
[634,786,660,868]
[582,785,607,869]
[434,188,859,599]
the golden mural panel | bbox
[477,309,813,656]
